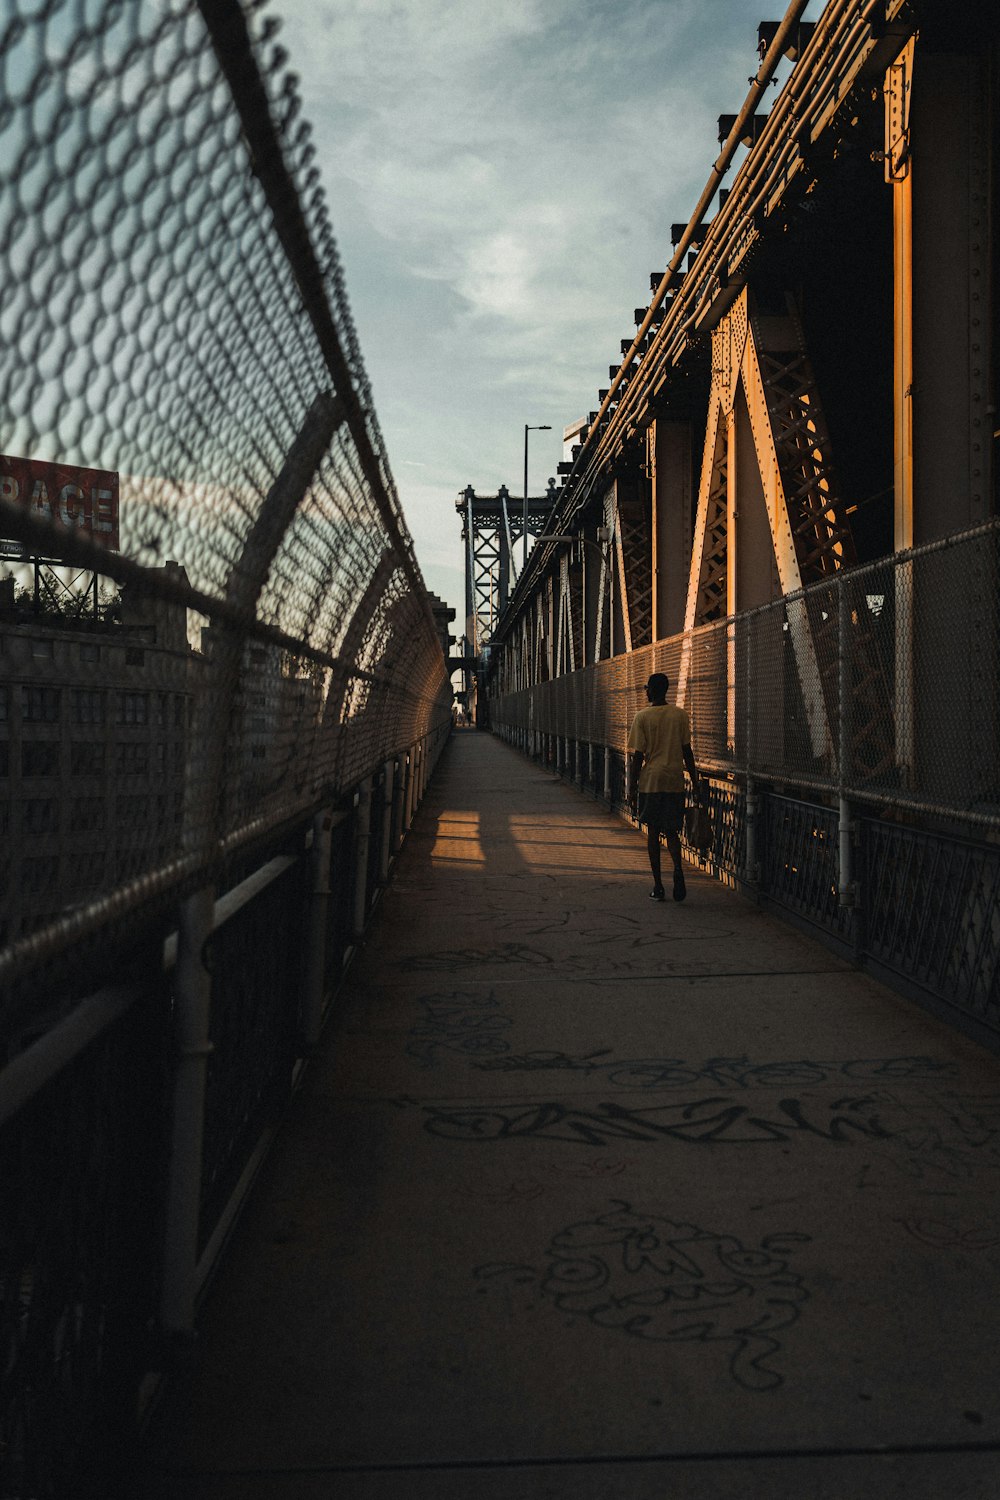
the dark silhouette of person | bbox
[627,672,699,901]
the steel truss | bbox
[681,288,892,775]
[458,484,559,654]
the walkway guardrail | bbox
[490,520,1000,830]
[489,522,1000,1042]
[0,0,452,1003]
[0,1,451,1492]
[0,722,449,1498]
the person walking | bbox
[626,672,700,902]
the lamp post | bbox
[535,529,610,556]
[523,424,551,570]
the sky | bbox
[276,0,819,624]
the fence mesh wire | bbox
[490,521,1000,829]
[0,0,451,997]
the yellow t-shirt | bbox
[626,704,690,792]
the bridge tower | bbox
[456,481,560,658]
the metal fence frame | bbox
[0,720,449,1496]
[489,519,1000,833]
[489,523,1000,1047]
[1,2,456,1482]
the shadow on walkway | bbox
[140,732,1000,1498]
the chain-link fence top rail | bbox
[489,520,1000,830]
[0,0,450,996]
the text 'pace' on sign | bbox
[0,454,120,556]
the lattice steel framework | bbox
[0,7,453,1487]
[458,485,559,653]
[490,521,1000,826]
[613,476,654,651]
[0,0,452,991]
[688,402,730,624]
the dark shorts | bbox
[637,790,685,836]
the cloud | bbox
[274,0,820,615]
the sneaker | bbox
[672,870,687,902]
[649,886,666,902]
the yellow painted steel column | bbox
[725,406,738,750]
[649,421,660,638]
[888,45,915,779]
[893,169,914,552]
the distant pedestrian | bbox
[626,672,700,902]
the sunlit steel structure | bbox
[485,1,999,1031]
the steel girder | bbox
[686,399,730,628]
[613,476,654,652]
[746,296,856,582]
[459,488,558,653]
[555,552,578,677]
[682,287,892,773]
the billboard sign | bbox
[0,454,120,559]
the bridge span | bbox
[1,0,998,1494]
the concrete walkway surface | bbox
[140,730,1000,1498]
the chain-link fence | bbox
[0,4,453,1490]
[489,519,1000,830]
[0,0,451,1006]
[490,519,1000,1045]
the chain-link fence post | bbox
[837,570,855,908]
[352,778,373,940]
[302,808,334,1049]
[379,758,395,883]
[743,611,758,886]
[161,885,215,1338]
[403,749,416,833]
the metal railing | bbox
[489,521,1000,828]
[0,1,452,1492]
[489,522,1000,1043]
[0,0,452,1000]
[0,723,449,1498]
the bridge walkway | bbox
[141,730,1000,1498]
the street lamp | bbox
[534,527,610,558]
[523,424,552,570]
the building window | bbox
[156,693,169,727]
[116,794,151,828]
[70,689,105,725]
[116,691,148,725]
[0,686,7,721]
[71,797,106,832]
[0,804,9,835]
[0,744,8,777]
[125,646,145,667]
[115,743,149,775]
[80,641,100,662]
[155,742,167,773]
[22,685,61,722]
[251,744,266,760]
[23,798,59,834]
[22,741,59,777]
[250,647,266,667]
[22,855,58,896]
[31,638,53,659]
[71,741,105,776]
